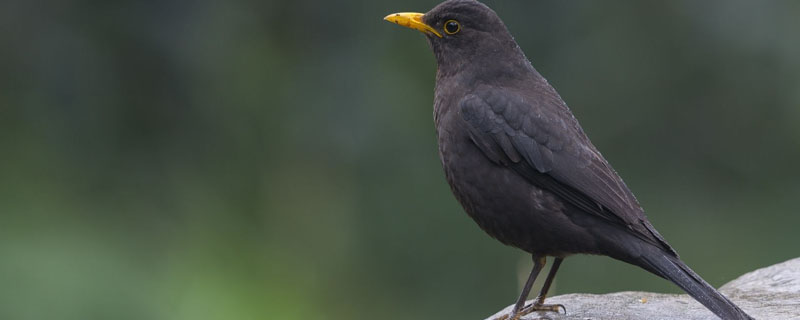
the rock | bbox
[485,257,800,320]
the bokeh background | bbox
[2,0,799,319]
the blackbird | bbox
[384,1,753,319]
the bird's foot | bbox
[493,302,565,320]
[520,302,566,315]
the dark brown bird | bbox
[384,1,753,319]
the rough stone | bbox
[485,257,800,320]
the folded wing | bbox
[459,86,675,255]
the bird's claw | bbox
[521,302,566,315]
[493,302,566,320]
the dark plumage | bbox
[384,1,753,319]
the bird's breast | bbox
[433,99,594,255]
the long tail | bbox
[636,248,753,320]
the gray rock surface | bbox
[486,257,800,320]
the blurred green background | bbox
[1,0,799,319]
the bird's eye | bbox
[444,20,461,35]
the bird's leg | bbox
[521,257,566,314]
[512,255,546,316]
[493,255,545,320]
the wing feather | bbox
[460,87,676,255]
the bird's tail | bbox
[636,248,753,320]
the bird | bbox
[383,1,754,319]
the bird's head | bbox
[384,0,525,77]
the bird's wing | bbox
[459,86,675,255]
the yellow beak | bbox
[383,12,442,38]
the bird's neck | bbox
[435,44,536,91]
[435,39,533,84]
